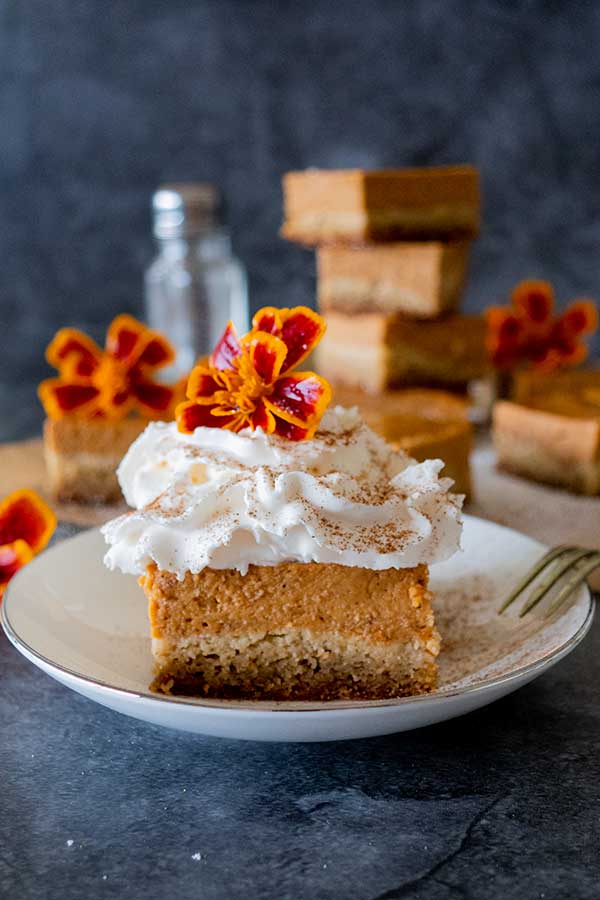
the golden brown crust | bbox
[333,387,472,498]
[317,241,470,318]
[281,166,480,244]
[150,635,438,702]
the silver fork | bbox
[499,545,600,618]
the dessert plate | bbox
[2,515,593,743]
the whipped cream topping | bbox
[102,406,463,577]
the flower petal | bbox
[137,334,175,370]
[105,315,148,365]
[250,398,276,433]
[38,379,102,419]
[0,490,56,553]
[486,309,524,345]
[131,380,177,417]
[0,540,34,597]
[547,320,590,369]
[554,342,588,367]
[176,400,241,433]
[266,372,332,433]
[252,306,326,373]
[242,332,287,384]
[512,280,554,324]
[186,365,228,402]
[559,300,599,337]
[46,328,102,377]
[210,322,242,370]
[273,419,311,441]
[485,309,527,368]
[252,307,283,334]
[279,307,327,371]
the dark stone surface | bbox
[2,3,600,896]
[0,0,599,431]
[1,527,599,899]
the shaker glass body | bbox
[145,230,248,380]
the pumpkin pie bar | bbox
[142,561,437,699]
[43,417,148,504]
[334,387,473,498]
[318,240,470,318]
[317,311,488,393]
[493,369,600,495]
[103,307,462,701]
[38,315,179,505]
[281,165,480,244]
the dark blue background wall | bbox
[1,0,599,435]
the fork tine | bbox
[544,553,600,618]
[498,545,577,614]
[517,548,596,618]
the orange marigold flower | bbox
[486,281,598,373]
[0,490,56,600]
[177,306,332,441]
[38,315,178,422]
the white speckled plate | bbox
[1,515,593,742]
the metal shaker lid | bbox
[152,183,220,238]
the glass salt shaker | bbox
[144,183,249,380]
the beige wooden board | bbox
[0,438,127,527]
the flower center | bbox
[227,351,271,414]
[93,355,131,400]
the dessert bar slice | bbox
[43,417,147,504]
[493,373,600,495]
[281,165,480,244]
[103,305,464,703]
[317,311,488,393]
[143,562,439,700]
[318,240,470,318]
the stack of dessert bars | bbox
[281,165,487,394]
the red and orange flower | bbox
[486,280,598,372]
[176,306,332,440]
[38,315,178,421]
[0,490,56,600]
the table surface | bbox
[2,405,600,900]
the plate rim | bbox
[1,516,595,717]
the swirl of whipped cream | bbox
[102,406,463,576]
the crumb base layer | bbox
[150,631,438,701]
